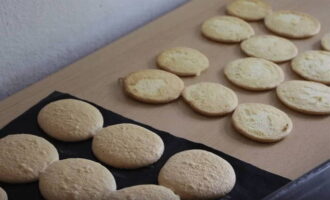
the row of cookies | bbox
[226,1,330,114]
[123,26,296,142]
[203,0,330,148]
[230,0,330,85]
[121,5,297,142]
[123,70,329,140]
[0,99,237,200]
[0,134,174,200]
[123,70,294,142]
[204,0,330,85]
[122,0,330,145]
[219,0,330,112]
[225,0,320,39]
[201,7,320,43]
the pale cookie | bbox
[292,51,330,84]
[157,47,209,76]
[124,69,184,104]
[232,103,292,142]
[201,15,254,43]
[240,35,298,63]
[225,57,284,90]
[321,33,330,51]
[108,184,180,200]
[92,123,164,169]
[39,158,116,200]
[264,10,320,38]
[226,0,272,21]
[0,187,7,200]
[38,99,103,142]
[0,134,59,183]
[158,149,236,200]
[276,80,330,114]
[182,82,238,116]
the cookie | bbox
[124,69,184,104]
[157,47,209,76]
[240,35,298,63]
[38,99,103,142]
[226,0,272,21]
[276,80,330,114]
[224,57,284,91]
[264,10,321,38]
[182,82,238,116]
[39,158,116,200]
[108,184,180,200]
[158,149,236,200]
[0,187,7,200]
[0,134,59,183]
[232,103,292,142]
[201,15,254,43]
[291,51,330,84]
[321,33,330,51]
[92,123,164,169]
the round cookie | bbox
[182,82,238,116]
[321,33,330,51]
[124,69,184,104]
[264,10,321,38]
[240,35,298,63]
[201,15,254,43]
[292,51,330,84]
[39,158,116,200]
[224,57,284,90]
[0,187,7,200]
[158,149,236,200]
[226,0,272,21]
[157,47,209,76]
[276,80,330,115]
[108,185,180,200]
[0,134,59,183]
[92,123,164,169]
[38,99,103,142]
[232,103,292,142]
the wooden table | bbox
[1,0,329,180]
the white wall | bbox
[0,0,186,99]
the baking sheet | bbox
[0,91,290,200]
[264,160,330,200]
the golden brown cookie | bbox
[232,103,292,142]
[39,158,116,200]
[264,10,321,38]
[0,134,59,183]
[92,123,164,169]
[0,187,8,200]
[225,57,284,90]
[321,33,330,51]
[157,47,209,76]
[124,69,184,104]
[227,0,272,21]
[276,80,330,115]
[108,185,180,200]
[158,149,236,200]
[38,99,103,142]
[291,51,330,85]
[201,16,254,43]
[240,35,298,63]
[182,82,238,116]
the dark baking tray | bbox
[263,160,330,200]
[0,91,290,200]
